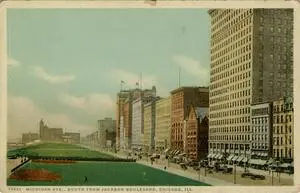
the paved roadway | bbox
[80,145,293,186]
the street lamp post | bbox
[233,164,237,184]
[271,169,274,186]
[198,162,201,180]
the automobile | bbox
[223,167,233,174]
[193,166,200,171]
[188,161,199,167]
[241,172,265,180]
[180,163,188,170]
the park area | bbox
[7,143,115,159]
[7,143,209,186]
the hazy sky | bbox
[7,8,210,139]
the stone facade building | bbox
[64,132,80,144]
[39,119,63,142]
[143,99,158,153]
[123,100,132,149]
[115,87,156,148]
[155,97,171,153]
[98,118,116,148]
[170,87,209,153]
[272,97,294,161]
[186,106,209,161]
[250,103,273,160]
[208,9,293,158]
[120,116,125,149]
[131,96,155,150]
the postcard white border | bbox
[0,1,299,193]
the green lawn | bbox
[7,162,209,186]
[7,143,114,159]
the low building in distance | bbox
[39,119,63,142]
[22,132,39,144]
[63,132,81,144]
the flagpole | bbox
[140,73,143,90]
[178,68,181,87]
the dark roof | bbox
[170,86,208,94]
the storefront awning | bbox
[242,157,248,163]
[280,163,292,168]
[232,156,239,161]
[211,154,217,159]
[259,160,267,165]
[251,159,259,165]
[262,153,268,157]
[237,156,244,162]
[207,153,213,158]
[227,154,234,161]
[164,148,170,153]
[219,154,224,159]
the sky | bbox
[6,8,210,139]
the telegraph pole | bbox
[271,170,274,186]
[233,164,236,184]
[198,161,201,180]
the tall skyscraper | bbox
[208,9,293,158]
[115,86,156,149]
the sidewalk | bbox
[6,158,23,177]
[79,145,293,186]
[137,159,236,186]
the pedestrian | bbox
[164,166,167,170]
[84,176,88,183]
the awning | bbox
[207,153,213,158]
[178,153,186,157]
[211,154,217,159]
[237,156,244,162]
[279,163,291,168]
[227,154,234,161]
[219,154,224,159]
[232,156,239,161]
[267,158,274,165]
[164,148,170,153]
[242,157,248,163]
[259,160,267,165]
[249,159,260,165]
[262,153,268,157]
[175,150,180,155]
[215,154,220,159]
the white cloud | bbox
[59,93,114,116]
[173,54,209,85]
[8,96,96,140]
[8,57,21,67]
[33,66,75,84]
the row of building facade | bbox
[208,8,294,163]
[115,86,210,161]
[82,117,116,148]
[114,8,294,163]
